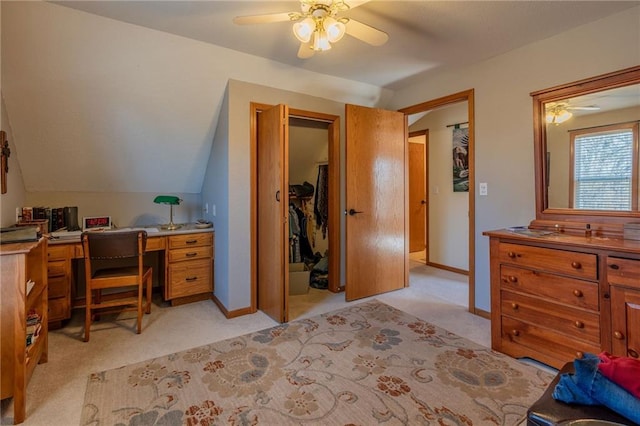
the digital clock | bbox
[83,216,112,231]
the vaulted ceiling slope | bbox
[1,1,634,194]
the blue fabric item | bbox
[552,353,640,424]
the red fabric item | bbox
[598,352,640,399]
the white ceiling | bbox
[54,1,637,89]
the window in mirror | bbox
[570,122,638,210]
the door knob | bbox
[348,209,363,216]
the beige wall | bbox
[389,6,640,312]
[0,97,26,228]
[202,79,351,311]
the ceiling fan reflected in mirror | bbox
[545,102,601,125]
[233,0,389,58]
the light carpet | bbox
[80,300,551,425]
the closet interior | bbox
[288,117,330,298]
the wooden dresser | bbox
[485,229,640,369]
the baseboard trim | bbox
[211,294,255,318]
[473,307,490,319]
[426,261,469,276]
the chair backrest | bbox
[81,230,147,261]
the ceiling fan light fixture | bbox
[546,108,572,125]
[313,29,332,51]
[293,17,315,43]
[324,16,346,42]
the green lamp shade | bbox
[154,195,181,205]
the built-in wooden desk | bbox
[47,225,214,327]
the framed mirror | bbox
[531,65,640,228]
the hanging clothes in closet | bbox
[314,164,329,239]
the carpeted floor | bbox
[81,299,552,425]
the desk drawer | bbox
[498,242,597,280]
[168,246,213,263]
[500,265,599,311]
[48,276,69,299]
[168,259,212,299]
[168,233,213,249]
[48,245,69,261]
[47,260,68,278]
[146,236,165,252]
[607,257,640,289]
[48,297,70,322]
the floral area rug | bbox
[81,300,552,425]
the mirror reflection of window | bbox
[544,83,640,211]
[570,123,638,210]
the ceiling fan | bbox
[545,102,600,125]
[232,0,389,58]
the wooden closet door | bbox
[345,104,407,301]
[257,104,289,323]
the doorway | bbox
[400,89,476,313]
[251,103,340,323]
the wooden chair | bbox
[81,230,152,342]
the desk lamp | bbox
[154,195,182,230]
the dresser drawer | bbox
[500,265,599,311]
[48,297,70,322]
[501,316,600,366]
[48,245,69,261]
[501,290,600,344]
[168,233,213,249]
[167,259,212,299]
[498,242,598,280]
[168,245,213,263]
[607,257,640,289]
[47,260,68,278]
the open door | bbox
[345,104,407,301]
[409,133,427,253]
[257,104,289,322]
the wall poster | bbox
[452,127,469,192]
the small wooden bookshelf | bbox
[0,238,48,424]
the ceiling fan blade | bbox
[567,106,601,111]
[233,12,294,25]
[345,18,388,46]
[344,0,371,9]
[298,42,315,59]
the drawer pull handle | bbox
[511,303,519,310]
[571,261,582,269]
[629,349,639,359]
[576,351,584,359]
[507,252,517,259]
[512,330,520,337]
[614,331,624,340]
[574,321,584,329]
[186,276,198,282]
[185,252,198,258]
[573,289,583,298]
[185,239,198,244]
[609,264,620,270]
[508,276,518,283]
